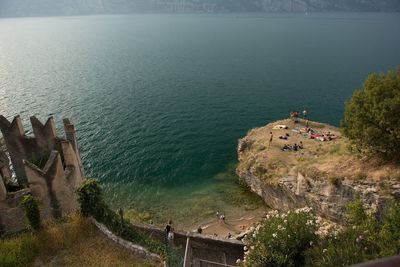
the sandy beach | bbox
[192,208,266,239]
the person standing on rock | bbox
[268,132,273,148]
[303,109,309,128]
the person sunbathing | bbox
[299,141,304,149]
[293,143,298,151]
[282,144,292,151]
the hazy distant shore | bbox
[1,0,399,18]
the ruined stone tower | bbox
[0,116,85,234]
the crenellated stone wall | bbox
[0,115,85,234]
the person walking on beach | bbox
[218,212,225,224]
[268,132,273,148]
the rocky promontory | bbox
[236,119,400,223]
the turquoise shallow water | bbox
[0,13,399,227]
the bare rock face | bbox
[237,129,399,224]
[237,167,398,223]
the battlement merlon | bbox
[62,118,84,177]
[0,115,28,184]
[0,115,24,137]
[62,118,76,148]
[30,116,57,152]
[0,115,85,185]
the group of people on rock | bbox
[282,141,304,152]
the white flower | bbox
[323,249,327,253]
[272,233,277,238]
[277,225,286,231]
[236,259,241,264]
[309,241,313,246]
[244,246,248,251]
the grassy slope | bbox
[0,214,157,267]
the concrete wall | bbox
[129,221,244,266]
[91,219,243,267]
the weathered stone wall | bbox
[0,189,30,235]
[0,116,29,184]
[92,219,163,266]
[0,115,85,234]
[0,178,6,201]
[0,150,12,201]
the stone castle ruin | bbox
[0,115,85,234]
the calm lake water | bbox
[0,13,399,227]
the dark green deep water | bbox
[0,13,399,227]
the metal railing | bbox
[196,259,236,267]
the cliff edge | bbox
[236,119,400,223]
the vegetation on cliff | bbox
[242,200,400,267]
[342,67,400,161]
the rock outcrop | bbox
[237,120,400,223]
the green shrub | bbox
[306,201,400,267]
[242,208,318,267]
[243,200,400,267]
[305,221,380,267]
[341,67,400,160]
[378,202,400,256]
[21,195,41,231]
[346,197,367,225]
[29,151,50,169]
[76,178,104,217]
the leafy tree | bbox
[341,67,400,160]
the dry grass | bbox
[0,213,158,267]
[238,119,400,183]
